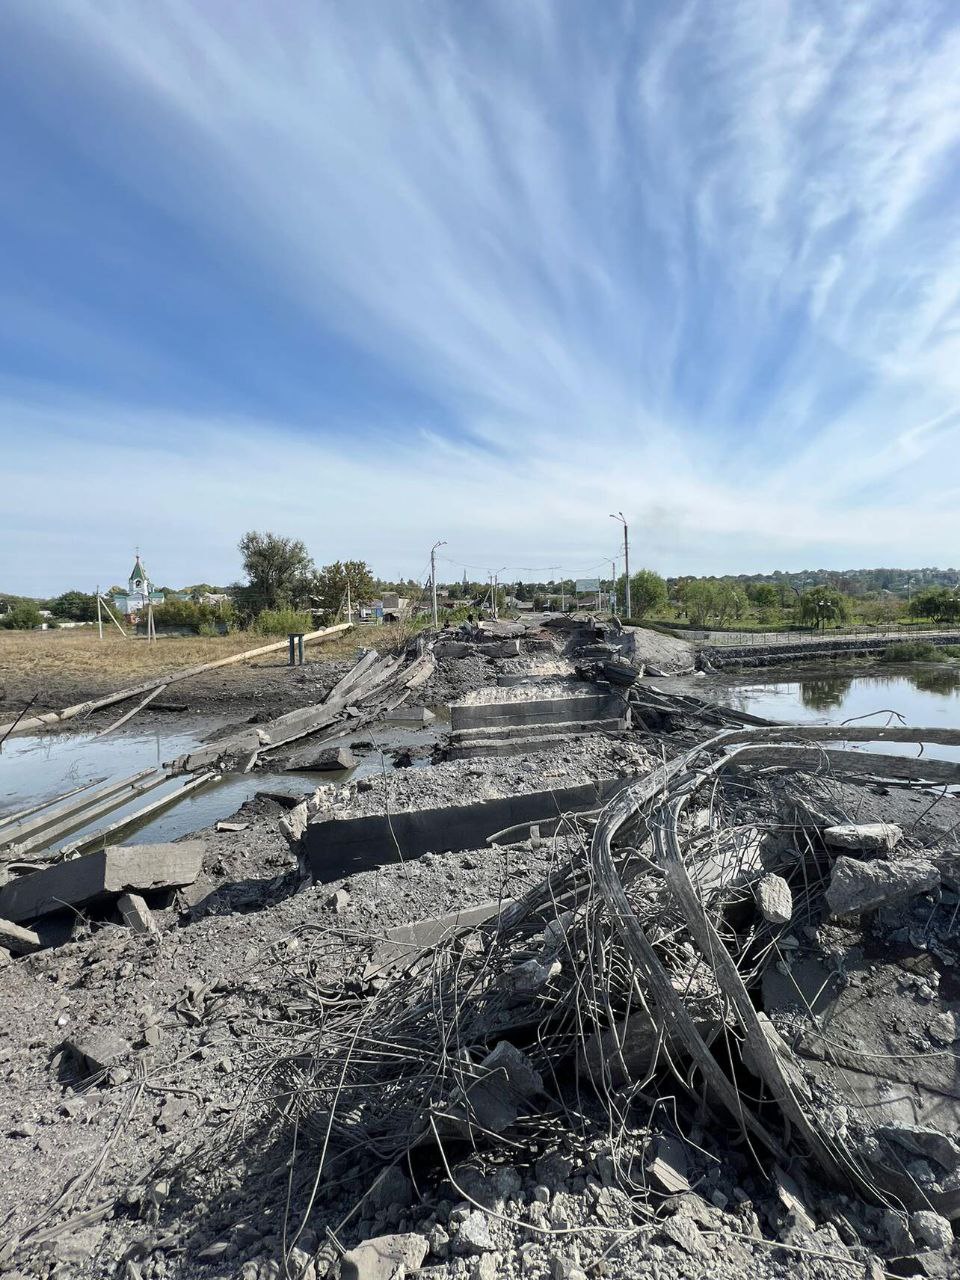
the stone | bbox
[339,1233,429,1280]
[757,874,792,925]
[0,917,41,954]
[909,1210,953,1251]
[455,1211,496,1254]
[117,893,157,935]
[470,1255,500,1280]
[929,1012,958,1045]
[215,821,250,832]
[661,1214,707,1257]
[0,945,10,967]
[326,888,351,913]
[823,823,903,852]
[461,1042,543,1134]
[65,1029,131,1076]
[647,1135,691,1194]
[370,1165,413,1212]
[826,857,939,916]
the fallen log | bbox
[0,623,352,739]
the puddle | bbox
[0,706,449,848]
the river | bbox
[715,662,960,764]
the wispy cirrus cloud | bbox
[1,0,959,591]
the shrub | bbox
[152,598,236,634]
[0,603,42,630]
[880,641,938,662]
[253,607,313,636]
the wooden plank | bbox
[0,623,353,739]
[96,684,168,737]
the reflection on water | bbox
[910,666,960,695]
[799,676,853,712]
[718,663,960,765]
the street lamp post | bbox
[430,540,446,628]
[610,513,630,618]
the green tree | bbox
[50,590,98,622]
[1,602,42,630]
[624,569,668,619]
[798,587,850,630]
[677,579,716,627]
[234,531,314,618]
[910,587,960,623]
[313,560,376,617]
[752,582,781,624]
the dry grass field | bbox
[0,624,395,712]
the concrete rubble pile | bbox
[266,719,960,1279]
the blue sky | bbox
[2,0,959,594]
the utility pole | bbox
[430,540,447,628]
[96,585,103,641]
[346,578,352,624]
[610,512,630,618]
[611,560,616,615]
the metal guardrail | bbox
[700,625,960,648]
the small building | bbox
[112,553,164,621]
[381,592,410,622]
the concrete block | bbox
[117,893,157,935]
[476,639,521,658]
[340,1233,429,1280]
[826,856,939,916]
[0,917,42,954]
[434,641,473,659]
[0,842,204,923]
[65,1028,131,1075]
[450,689,623,732]
[824,822,903,852]
[305,779,628,881]
[365,900,509,977]
[757,874,792,925]
[286,744,358,772]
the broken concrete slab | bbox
[285,744,358,773]
[64,1028,131,1076]
[448,718,623,761]
[757,873,793,925]
[304,779,629,881]
[450,686,624,732]
[364,900,509,978]
[476,639,521,658]
[117,893,157,935]
[0,917,42,954]
[826,856,939,916]
[340,1232,429,1280]
[458,1041,544,1134]
[824,822,904,852]
[0,841,204,923]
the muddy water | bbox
[715,663,960,764]
[0,710,445,848]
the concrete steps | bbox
[449,718,623,760]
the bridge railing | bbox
[700,624,960,648]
